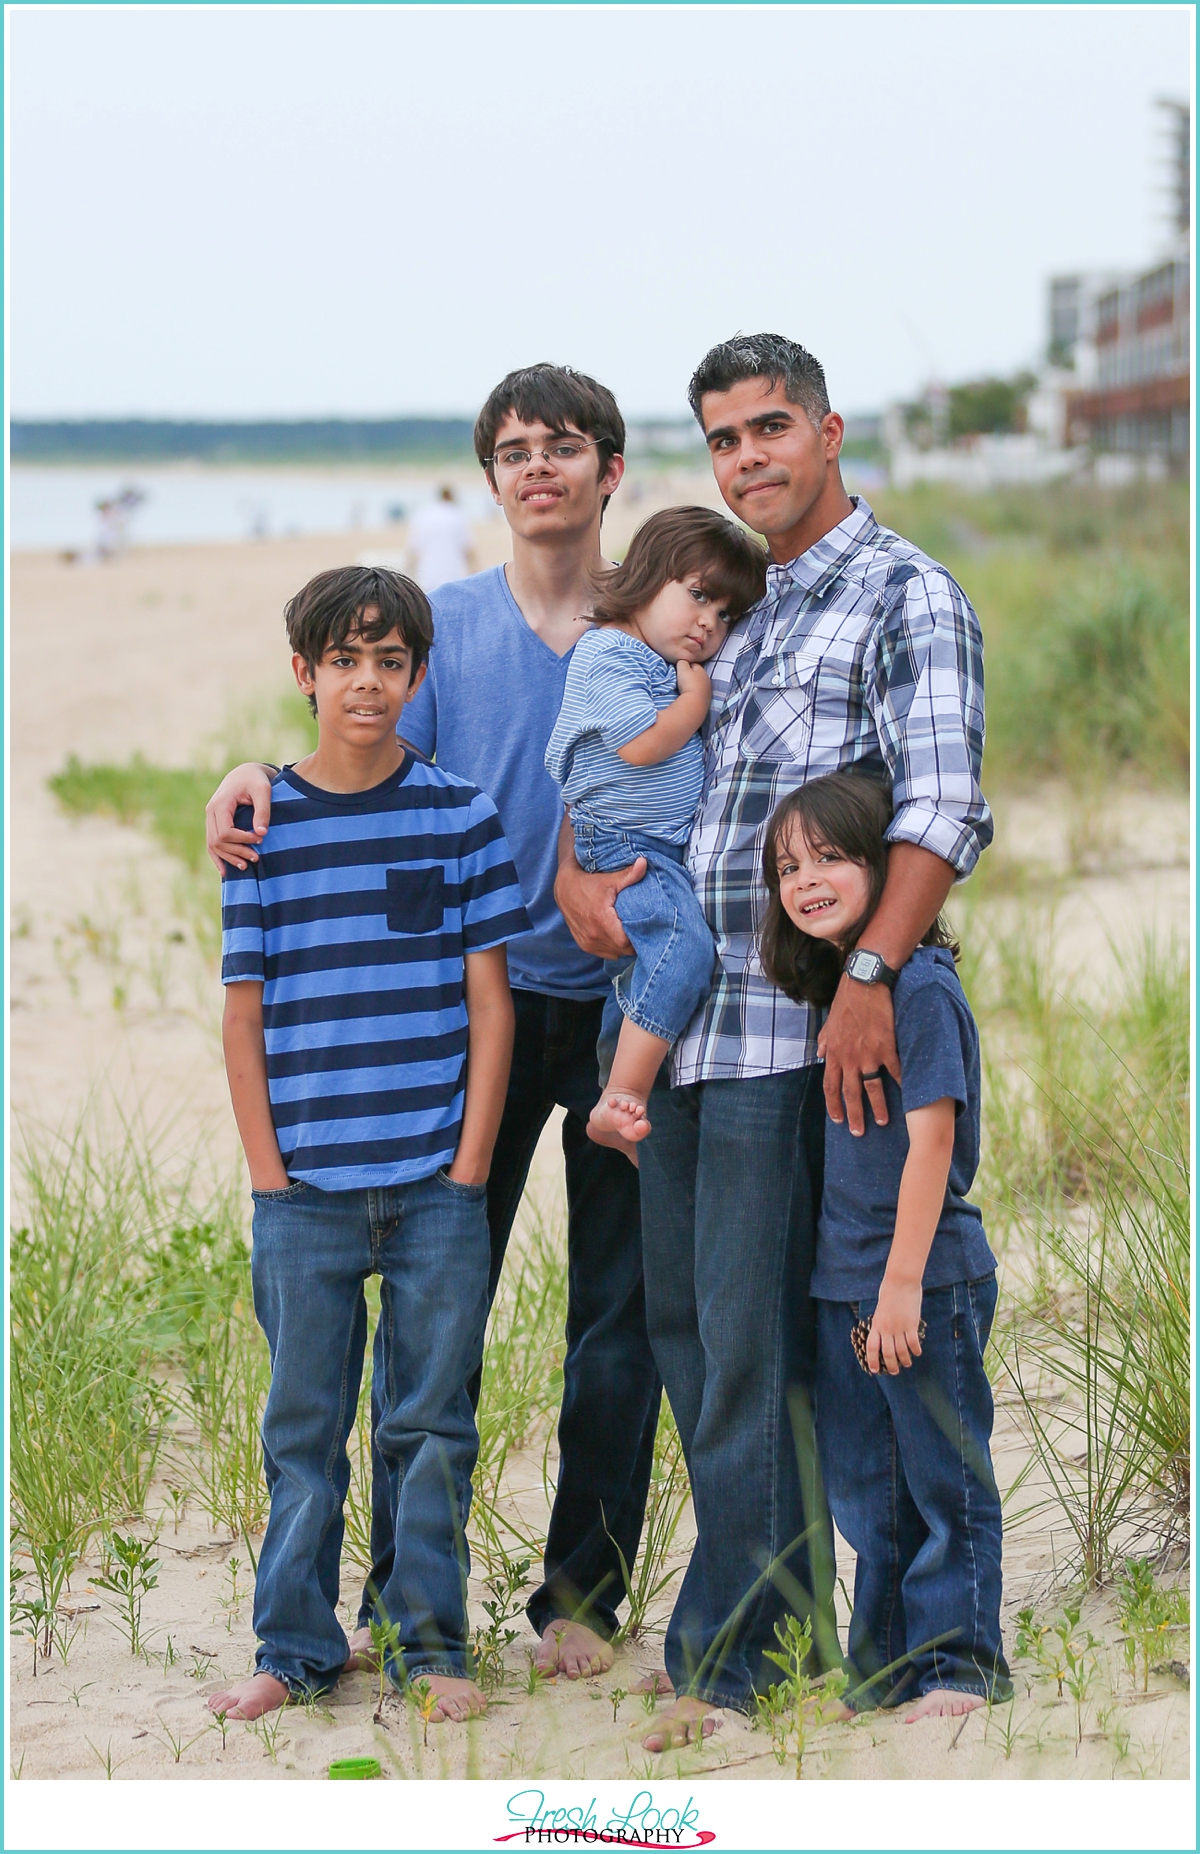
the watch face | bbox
[848,951,881,982]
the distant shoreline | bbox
[11,417,478,467]
[11,455,481,474]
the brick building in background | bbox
[1059,101,1190,472]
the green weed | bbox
[1115,1558,1189,1693]
[94,1531,160,1657]
[411,1677,440,1746]
[752,1612,848,1778]
[472,1553,531,1692]
[151,1718,207,1765]
[247,1709,287,1762]
[85,1737,129,1780]
[521,1656,550,1697]
[1015,1595,1100,1748]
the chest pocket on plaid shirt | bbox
[386,865,445,935]
[737,651,820,762]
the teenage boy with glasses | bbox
[206,365,661,1684]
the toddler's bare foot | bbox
[905,1689,985,1722]
[343,1626,379,1672]
[642,1695,721,1752]
[207,1671,289,1720]
[413,1674,487,1722]
[534,1619,615,1680]
[587,1093,651,1165]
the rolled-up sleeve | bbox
[867,569,992,878]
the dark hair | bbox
[590,506,766,629]
[759,772,959,1008]
[687,332,831,432]
[284,565,434,716]
[474,363,626,515]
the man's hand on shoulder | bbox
[206,763,276,873]
[819,974,900,1135]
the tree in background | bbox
[948,372,1037,440]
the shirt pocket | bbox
[386,865,445,935]
[737,650,820,763]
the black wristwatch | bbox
[845,948,899,991]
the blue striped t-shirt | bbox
[544,628,703,847]
[220,755,530,1191]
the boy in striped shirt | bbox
[211,566,529,1726]
[545,507,765,1161]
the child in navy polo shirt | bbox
[760,771,1012,1722]
[211,566,529,1727]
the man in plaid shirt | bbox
[556,333,991,1750]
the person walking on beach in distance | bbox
[556,333,991,1751]
[212,565,528,1724]
[206,366,662,1684]
[408,484,473,592]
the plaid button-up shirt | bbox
[674,497,991,1086]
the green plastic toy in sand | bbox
[328,1756,381,1780]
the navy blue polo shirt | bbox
[810,946,996,1300]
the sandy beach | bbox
[9,515,1190,1785]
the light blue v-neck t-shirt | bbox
[402,566,609,1001]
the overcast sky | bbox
[8,4,1192,420]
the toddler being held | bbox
[546,506,766,1160]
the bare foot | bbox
[343,1626,379,1673]
[413,1674,487,1723]
[905,1689,985,1722]
[587,1093,650,1165]
[642,1695,721,1752]
[207,1671,289,1720]
[631,1669,674,1696]
[534,1619,615,1680]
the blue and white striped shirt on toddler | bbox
[220,755,530,1191]
[544,628,702,846]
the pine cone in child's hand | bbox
[851,1316,927,1373]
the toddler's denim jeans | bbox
[815,1274,1013,1709]
[573,817,715,1076]
[248,1171,489,1696]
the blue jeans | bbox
[638,1066,839,1711]
[249,1172,489,1694]
[816,1276,1013,1708]
[359,990,661,1643]
[573,819,715,1058]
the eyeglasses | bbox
[484,437,606,472]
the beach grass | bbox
[873,479,1189,790]
[954,914,1190,1584]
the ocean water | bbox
[8,465,499,552]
